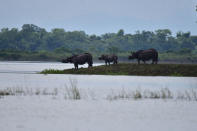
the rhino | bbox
[128,48,158,64]
[62,53,93,69]
[98,54,118,66]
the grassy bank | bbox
[41,63,197,77]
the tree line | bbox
[0,24,197,61]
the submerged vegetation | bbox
[41,63,197,77]
[1,86,197,101]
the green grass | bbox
[40,63,197,77]
[41,69,65,74]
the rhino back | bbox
[139,50,157,60]
[73,54,92,64]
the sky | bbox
[0,0,196,35]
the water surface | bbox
[0,61,196,90]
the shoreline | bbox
[40,63,197,77]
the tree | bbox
[117,29,124,36]
[22,24,43,32]
[177,31,190,38]
[176,31,194,50]
[155,29,171,41]
[107,46,119,54]
[101,33,115,40]
[89,35,97,41]
[0,23,197,61]
[46,28,66,50]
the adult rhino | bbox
[128,48,158,64]
[62,53,93,69]
[98,54,118,66]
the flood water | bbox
[0,61,197,91]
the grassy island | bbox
[41,63,197,77]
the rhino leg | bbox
[74,63,78,70]
[138,59,140,64]
[105,61,107,66]
[153,58,158,64]
[88,62,92,67]
[152,59,154,64]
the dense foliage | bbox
[0,24,197,61]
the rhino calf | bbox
[99,54,118,66]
